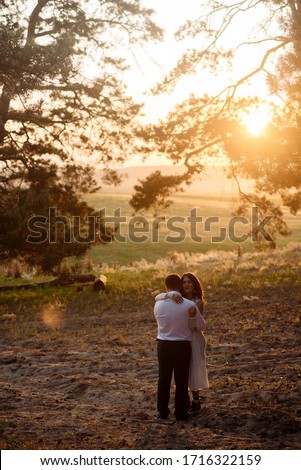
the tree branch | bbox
[185,137,224,159]
[226,39,291,100]
[7,111,67,125]
[26,0,50,46]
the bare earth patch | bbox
[0,281,300,449]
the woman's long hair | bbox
[181,272,204,302]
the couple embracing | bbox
[154,273,209,421]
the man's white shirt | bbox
[154,291,206,341]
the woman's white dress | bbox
[188,317,209,390]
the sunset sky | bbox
[83,1,276,167]
[129,1,271,111]
[119,0,275,166]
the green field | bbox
[82,192,301,267]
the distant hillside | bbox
[95,165,254,197]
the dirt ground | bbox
[0,283,300,450]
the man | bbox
[154,273,206,421]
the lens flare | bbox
[41,303,65,330]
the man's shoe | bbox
[175,413,189,421]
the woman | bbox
[181,272,209,410]
[155,272,209,411]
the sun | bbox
[242,109,270,135]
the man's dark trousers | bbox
[157,339,191,420]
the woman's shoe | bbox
[190,399,201,411]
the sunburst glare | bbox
[242,109,270,136]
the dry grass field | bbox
[84,191,301,267]
[0,245,300,449]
